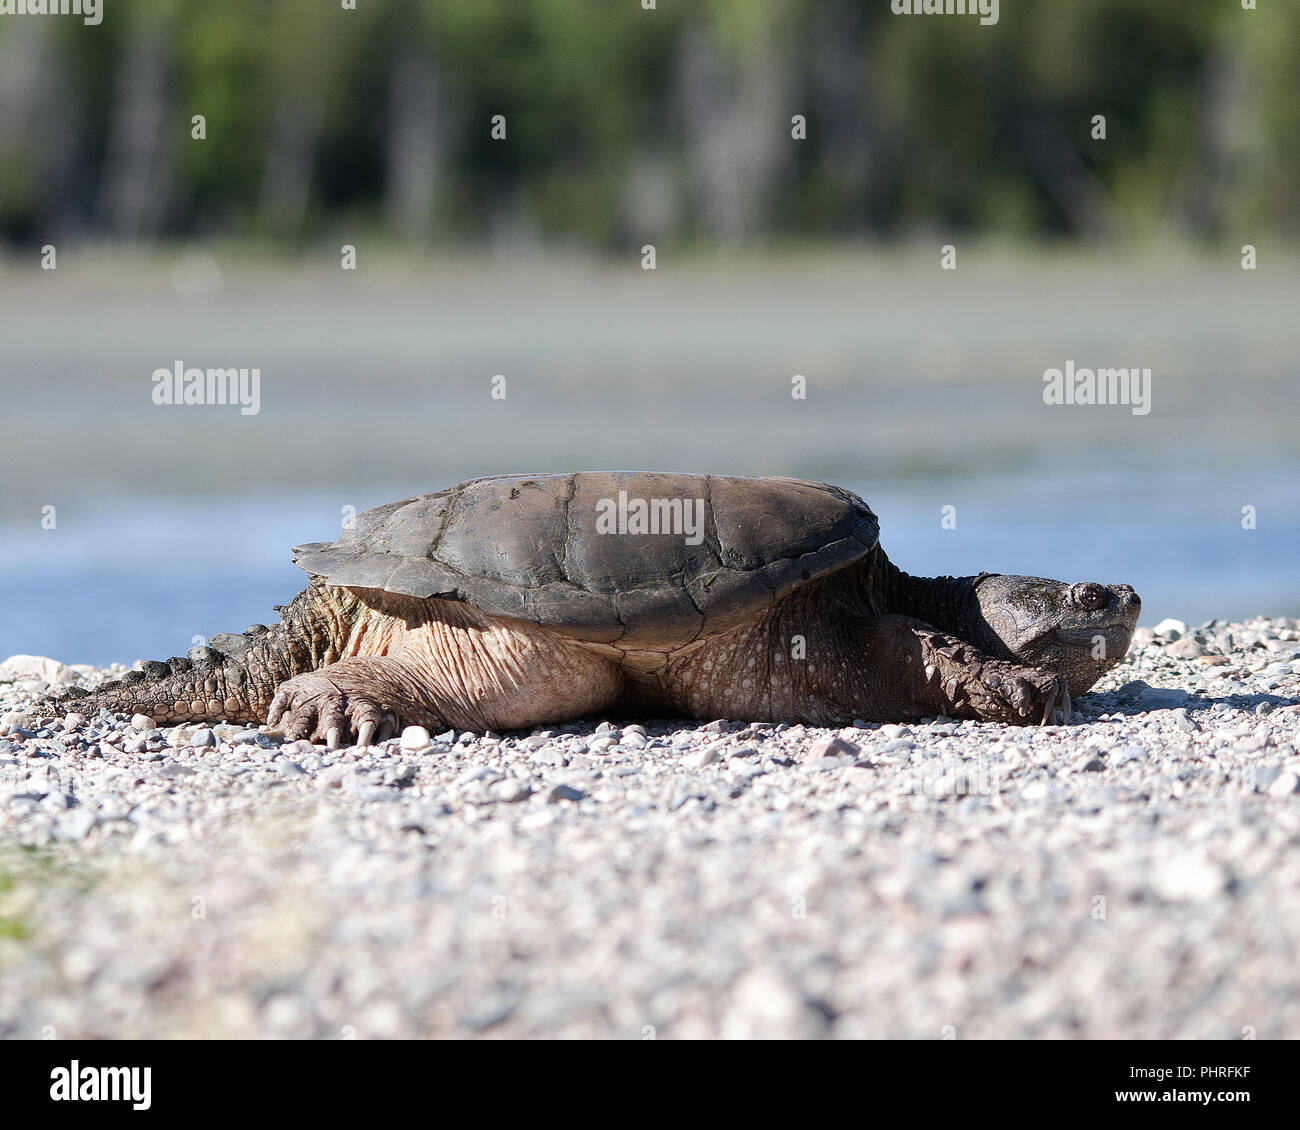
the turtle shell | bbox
[292,472,878,648]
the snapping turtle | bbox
[59,473,1140,743]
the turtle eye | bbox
[1072,582,1107,610]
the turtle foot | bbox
[267,669,405,748]
[965,663,1071,726]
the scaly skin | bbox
[52,581,370,725]
[40,554,1140,741]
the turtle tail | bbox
[43,624,295,725]
[35,584,338,725]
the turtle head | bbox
[969,574,1141,694]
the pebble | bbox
[1252,764,1282,790]
[399,726,432,752]
[57,808,97,842]
[0,711,24,735]
[1139,687,1189,710]
[2,615,1300,1040]
[682,743,724,769]
[805,735,860,760]
[1166,637,1208,659]
[1150,855,1224,902]
[454,765,498,787]
[130,714,157,732]
[1267,770,1299,798]
[496,779,531,803]
[1111,744,1149,765]
[0,655,72,684]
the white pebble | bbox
[806,735,860,760]
[1150,854,1224,901]
[0,710,25,734]
[682,743,725,769]
[400,725,432,751]
[496,779,531,803]
[1267,770,1299,798]
[0,654,72,684]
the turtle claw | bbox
[1036,685,1074,726]
[1039,689,1057,727]
[266,670,413,747]
[267,689,288,729]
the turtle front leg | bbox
[267,658,446,748]
[873,616,1070,725]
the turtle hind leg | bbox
[267,602,625,745]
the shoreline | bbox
[1,617,1298,1037]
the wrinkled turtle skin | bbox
[53,472,1142,743]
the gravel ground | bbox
[1,618,1299,1039]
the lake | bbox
[2,248,1296,666]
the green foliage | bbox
[0,0,1294,246]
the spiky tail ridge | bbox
[41,584,331,725]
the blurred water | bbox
[1,251,1296,665]
[1,462,1294,668]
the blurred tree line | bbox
[0,0,1293,249]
